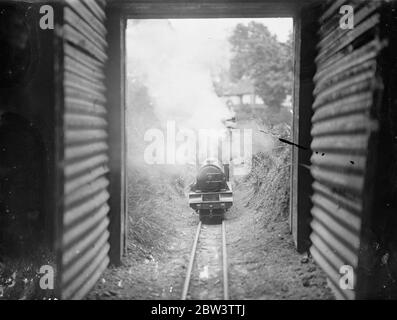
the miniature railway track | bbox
[181,220,229,300]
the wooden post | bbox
[106,8,126,266]
[290,4,320,253]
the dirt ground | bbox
[87,182,333,300]
[227,186,333,299]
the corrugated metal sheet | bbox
[310,0,384,299]
[59,0,109,300]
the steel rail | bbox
[222,220,229,300]
[181,221,202,300]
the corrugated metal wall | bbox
[310,0,384,299]
[59,0,110,300]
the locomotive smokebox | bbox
[195,158,227,192]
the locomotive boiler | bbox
[188,158,233,220]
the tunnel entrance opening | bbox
[124,15,295,248]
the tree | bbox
[229,22,293,110]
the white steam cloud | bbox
[126,19,233,131]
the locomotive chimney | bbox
[224,164,230,182]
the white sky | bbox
[169,18,293,43]
[127,18,293,73]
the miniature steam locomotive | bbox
[188,158,233,220]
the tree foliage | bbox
[229,22,293,110]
